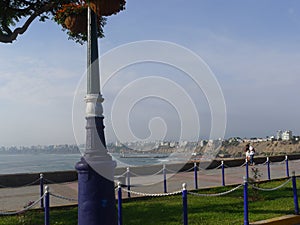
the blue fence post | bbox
[182,183,188,225]
[245,159,249,180]
[198,163,200,185]
[266,157,271,180]
[243,177,249,225]
[118,182,123,225]
[40,173,44,208]
[126,167,131,198]
[285,155,290,178]
[163,164,167,193]
[44,186,50,225]
[292,171,299,215]
[194,162,198,189]
[221,161,225,186]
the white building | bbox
[276,130,292,141]
[282,130,292,141]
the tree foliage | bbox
[0,0,108,43]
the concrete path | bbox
[0,159,299,213]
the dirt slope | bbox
[219,140,300,157]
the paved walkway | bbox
[0,159,299,213]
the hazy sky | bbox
[1,0,300,146]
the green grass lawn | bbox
[0,179,298,225]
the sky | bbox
[1,0,300,146]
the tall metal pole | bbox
[243,177,249,225]
[75,7,117,225]
[182,183,188,225]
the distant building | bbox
[199,140,207,147]
[276,130,292,141]
[169,142,176,148]
[276,130,282,140]
[282,130,292,141]
[267,136,275,141]
[179,141,188,147]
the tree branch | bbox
[0,2,55,43]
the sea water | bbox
[0,152,188,174]
[0,153,81,174]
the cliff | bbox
[218,140,300,158]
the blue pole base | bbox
[76,157,117,225]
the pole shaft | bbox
[292,174,299,214]
[286,157,290,177]
[118,185,123,225]
[76,5,117,225]
[182,189,188,225]
[127,168,131,198]
[40,174,44,208]
[221,161,225,186]
[87,7,100,94]
[194,163,198,189]
[267,160,271,180]
[163,165,167,193]
[44,189,50,225]
[246,161,249,180]
[244,179,249,225]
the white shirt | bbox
[246,150,250,157]
[249,146,255,155]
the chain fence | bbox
[248,178,292,191]
[121,187,181,197]
[187,184,243,197]
[0,193,45,216]
[0,155,298,225]
[0,178,40,188]
[49,193,78,202]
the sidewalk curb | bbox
[250,215,300,225]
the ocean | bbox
[0,152,189,174]
[0,153,81,174]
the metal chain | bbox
[198,166,206,171]
[214,164,223,170]
[115,170,128,177]
[248,178,292,191]
[180,166,195,173]
[165,168,178,173]
[128,168,164,177]
[42,179,78,186]
[121,187,181,197]
[262,161,267,165]
[0,193,45,215]
[49,193,77,202]
[152,168,165,176]
[187,184,243,197]
[0,178,40,188]
[166,166,195,173]
[279,159,287,165]
[240,161,247,167]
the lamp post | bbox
[75,6,117,225]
